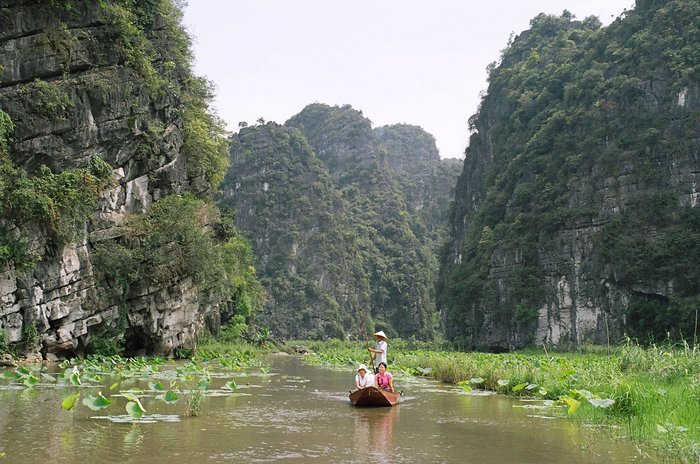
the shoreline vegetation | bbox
[2,335,698,460]
[293,338,700,463]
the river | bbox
[0,354,648,463]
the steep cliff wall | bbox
[0,0,235,359]
[220,105,460,339]
[439,1,700,349]
[220,123,363,339]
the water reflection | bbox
[352,406,399,462]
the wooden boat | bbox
[349,386,400,407]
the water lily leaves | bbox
[126,401,145,419]
[512,383,529,392]
[68,369,82,386]
[561,396,581,415]
[572,389,593,400]
[222,380,238,390]
[588,398,615,408]
[156,390,179,404]
[497,379,509,387]
[470,377,484,385]
[22,374,39,387]
[123,394,146,419]
[3,370,20,381]
[62,392,80,411]
[148,381,164,391]
[82,392,112,411]
[524,383,538,391]
[197,377,211,391]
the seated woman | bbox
[374,362,394,392]
[354,364,375,390]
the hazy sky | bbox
[181,0,634,159]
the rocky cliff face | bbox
[0,0,224,359]
[377,124,462,248]
[439,1,700,350]
[220,123,361,339]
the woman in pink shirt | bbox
[374,362,394,392]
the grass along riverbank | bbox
[294,338,700,463]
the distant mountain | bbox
[220,104,461,339]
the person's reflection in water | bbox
[353,407,400,463]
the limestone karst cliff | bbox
[220,105,461,339]
[0,0,256,359]
[438,0,700,350]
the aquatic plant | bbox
[1,350,260,424]
[298,338,700,462]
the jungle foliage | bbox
[439,0,700,346]
[221,106,460,340]
[0,0,259,355]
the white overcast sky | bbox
[181,0,634,159]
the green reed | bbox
[296,338,700,463]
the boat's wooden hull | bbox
[349,386,400,407]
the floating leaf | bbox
[121,392,142,402]
[3,371,20,381]
[82,392,112,411]
[561,396,581,415]
[497,379,509,387]
[573,389,593,400]
[588,398,615,408]
[470,377,484,385]
[22,375,39,387]
[157,390,179,404]
[222,380,237,390]
[512,383,528,392]
[525,383,538,390]
[62,392,80,411]
[197,377,211,391]
[126,400,145,419]
[538,388,548,396]
[69,372,81,386]
[149,381,164,391]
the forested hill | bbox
[0,0,260,359]
[438,0,700,350]
[219,105,461,340]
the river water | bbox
[0,354,648,463]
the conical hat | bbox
[373,330,387,340]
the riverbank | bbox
[294,339,700,463]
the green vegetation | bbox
[300,339,700,462]
[0,151,113,270]
[91,194,263,351]
[1,347,266,422]
[181,77,230,190]
[439,0,700,346]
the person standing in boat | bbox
[367,330,388,373]
[355,364,375,390]
[375,362,394,392]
